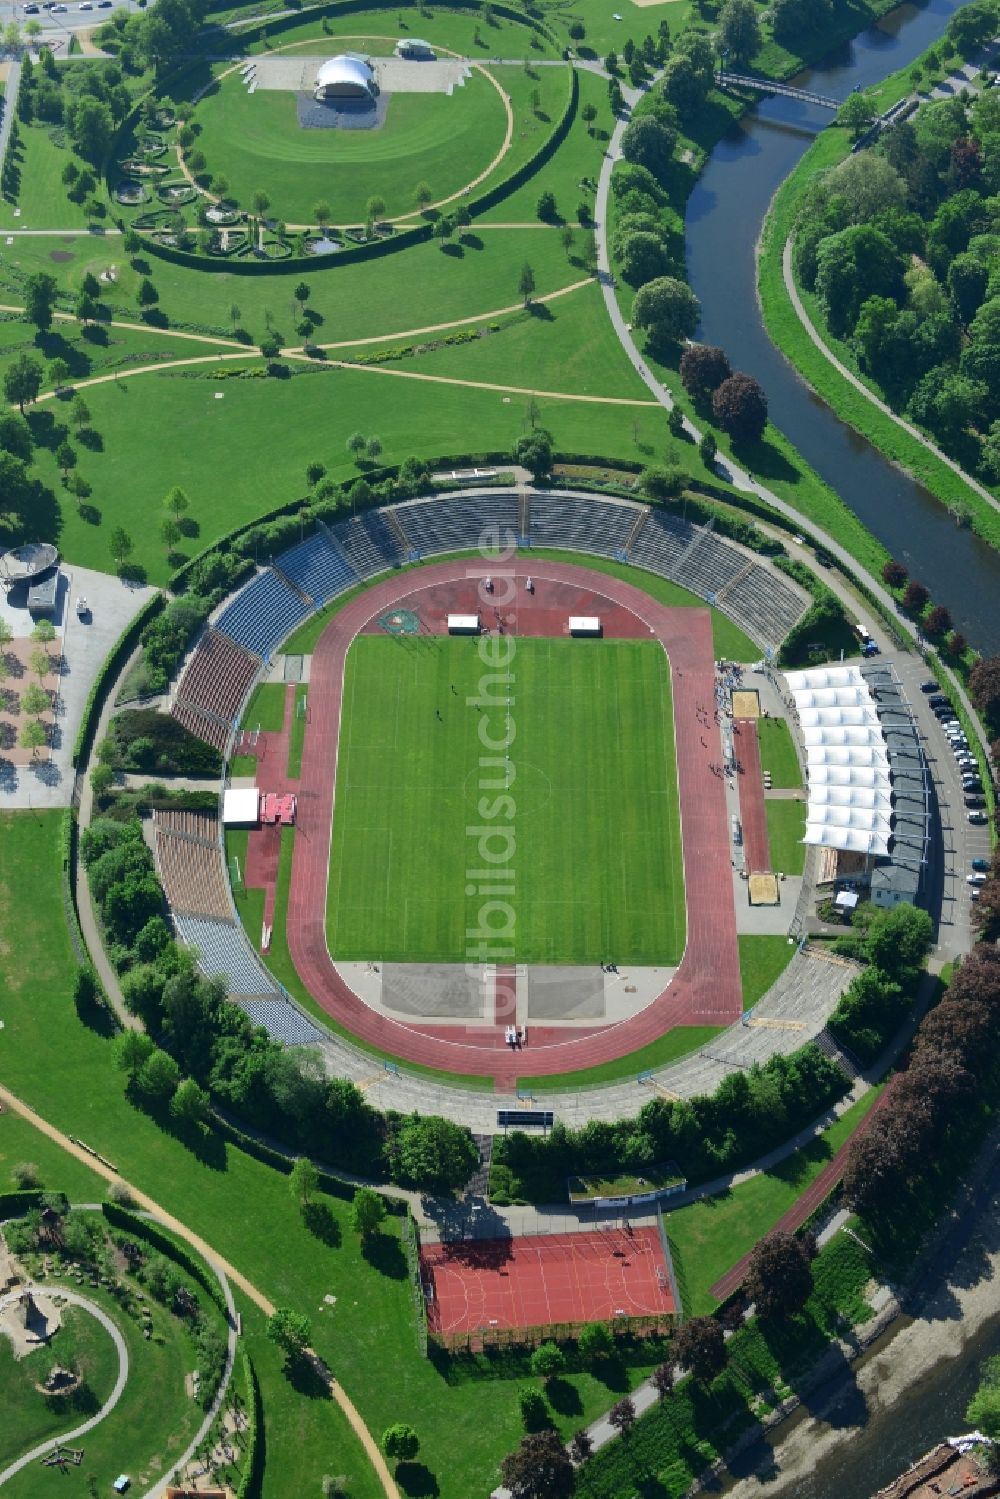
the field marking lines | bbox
[0,1082,400,1499]
[194,41,519,227]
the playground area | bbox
[420,1225,677,1338]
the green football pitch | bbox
[326,635,685,964]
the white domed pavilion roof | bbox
[315,54,375,91]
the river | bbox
[685,0,1000,654]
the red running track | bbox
[734,719,771,874]
[285,559,742,1088]
[422,1227,674,1335]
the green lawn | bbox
[195,66,508,224]
[327,636,685,963]
[0,1305,118,1471]
[287,683,309,775]
[666,1088,882,1316]
[1,124,100,232]
[738,934,796,1011]
[765,798,807,875]
[755,716,802,789]
[240,680,288,732]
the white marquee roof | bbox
[785,666,892,858]
[315,54,375,90]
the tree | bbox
[48,358,71,392]
[31,619,56,645]
[513,429,554,479]
[314,201,332,225]
[137,278,158,308]
[109,528,133,568]
[570,1429,593,1463]
[23,272,58,337]
[925,604,951,636]
[518,1385,548,1430]
[718,0,761,63]
[529,1341,565,1384]
[67,95,114,163]
[293,282,311,312]
[837,89,878,140]
[0,412,33,462]
[55,441,76,481]
[618,231,669,288]
[395,1114,478,1191]
[266,1307,311,1362]
[382,1423,419,1463]
[745,1229,815,1319]
[433,215,455,246]
[251,189,271,217]
[608,1396,636,1438]
[76,292,99,326]
[365,195,385,232]
[881,559,908,588]
[967,1358,1000,1442]
[679,343,731,399]
[165,485,189,522]
[651,1361,674,1399]
[632,276,700,349]
[518,262,536,306]
[350,1186,385,1240]
[161,518,181,555]
[639,464,684,501]
[500,1431,574,1499]
[946,630,967,658]
[170,1076,209,1127]
[4,352,43,412]
[581,101,598,133]
[621,115,676,172]
[135,1047,181,1102]
[28,648,50,683]
[19,719,47,757]
[969,656,1000,720]
[674,1316,726,1383]
[578,1320,613,1364]
[259,332,282,363]
[536,189,558,222]
[712,373,768,444]
[414,181,433,210]
[902,579,929,613]
[699,431,717,467]
[306,461,326,488]
[71,395,91,434]
[21,683,51,717]
[947,251,988,324]
[866,903,933,978]
[347,431,367,459]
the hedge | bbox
[109,1,572,276]
[0,1189,45,1218]
[102,1201,227,1310]
[237,1350,264,1499]
[72,591,166,768]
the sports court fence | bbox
[428,1311,678,1356]
[401,1209,429,1358]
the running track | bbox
[734,719,771,873]
[285,559,742,1089]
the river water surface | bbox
[685,0,1000,652]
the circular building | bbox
[313,54,377,102]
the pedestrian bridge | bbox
[716,70,841,110]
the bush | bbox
[103,709,222,777]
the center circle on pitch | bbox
[461,760,552,819]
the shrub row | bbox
[72,591,165,768]
[102,1201,227,1311]
[0,1189,45,1219]
[237,1350,264,1499]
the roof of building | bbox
[315,54,375,91]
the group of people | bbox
[504,1025,527,1049]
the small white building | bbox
[569,616,602,637]
[314,54,376,101]
[396,37,435,58]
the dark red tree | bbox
[971,879,1000,941]
[881,559,908,588]
[969,656,1000,720]
[946,631,967,658]
[570,1429,593,1464]
[609,1397,636,1439]
[712,373,768,445]
[903,580,930,613]
[651,1361,675,1400]
[500,1431,575,1499]
[745,1229,815,1320]
[950,135,983,187]
[925,604,952,636]
[679,343,731,399]
[674,1316,727,1383]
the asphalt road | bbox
[3,0,135,38]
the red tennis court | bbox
[421,1228,675,1335]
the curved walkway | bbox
[0,1286,129,1487]
[0,1084,399,1499]
[780,237,1000,520]
[286,557,741,1088]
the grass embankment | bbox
[328,636,685,964]
[737,933,796,1010]
[287,683,308,776]
[239,680,288,732]
[0,1306,118,1472]
[666,1087,881,1317]
[758,110,1000,554]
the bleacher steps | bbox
[623,505,650,558]
[715,558,755,601]
[518,489,531,541]
[384,506,411,554]
[813,1026,862,1081]
[272,562,313,609]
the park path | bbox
[310,355,658,405]
[780,238,1000,522]
[0,1285,129,1486]
[0,1083,401,1499]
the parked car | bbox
[969,809,988,823]
[971,888,981,902]
[968,872,987,885]
[22,4,39,11]
[972,858,991,872]
[929,694,948,706]
[921,681,938,693]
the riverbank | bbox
[757,40,1000,559]
[717,1111,1000,1498]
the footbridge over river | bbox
[715,69,841,109]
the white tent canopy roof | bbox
[785,665,892,858]
[315,54,375,91]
